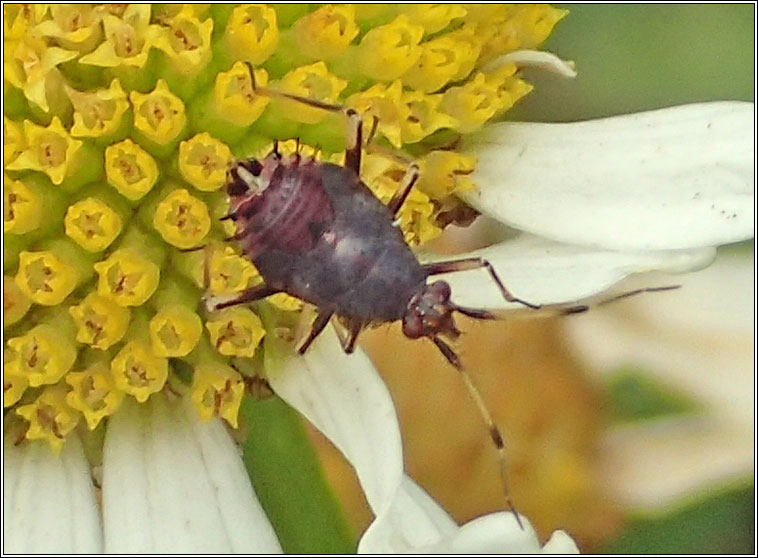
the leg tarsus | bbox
[387,163,420,217]
[206,284,281,311]
[335,318,363,354]
[297,310,333,354]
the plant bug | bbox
[203,63,679,527]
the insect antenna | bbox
[431,335,525,530]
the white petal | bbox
[102,395,281,554]
[358,476,458,553]
[564,252,754,509]
[3,435,103,553]
[564,252,754,423]
[461,102,755,250]
[483,50,577,78]
[601,417,753,511]
[267,327,403,515]
[427,233,715,310]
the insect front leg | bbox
[244,62,364,175]
[387,163,420,217]
[334,318,364,354]
[297,309,333,354]
[423,257,542,310]
[205,283,282,312]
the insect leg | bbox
[430,335,523,528]
[297,309,333,355]
[334,318,363,354]
[387,163,421,217]
[206,283,282,312]
[244,62,364,175]
[423,258,541,310]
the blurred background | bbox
[305,4,755,554]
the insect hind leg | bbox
[424,257,541,310]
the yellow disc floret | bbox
[178,133,233,192]
[153,189,211,249]
[4,175,43,234]
[206,307,266,358]
[213,62,270,126]
[15,251,79,306]
[6,324,77,387]
[69,292,131,349]
[16,384,80,453]
[4,368,28,408]
[66,79,130,139]
[66,361,125,430]
[5,118,83,186]
[224,4,279,65]
[111,340,169,403]
[130,79,187,148]
[94,248,160,307]
[149,304,203,357]
[191,363,245,428]
[105,139,160,200]
[65,197,123,252]
[292,5,359,61]
[356,15,424,81]
[4,275,32,326]
[209,246,260,294]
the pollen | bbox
[178,133,233,192]
[16,384,80,453]
[153,189,211,250]
[111,340,169,403]
[65,197,123,252]
[93,248,160,307]
[69,292,131,350]
[6,324,77,388]
[149,304,203,357]
[105,139,159,200]
[206,307,266,358]
[66,361,125,430]
[191,363,245,428]
[15,251,79,306]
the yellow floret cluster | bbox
[3,4,565,451]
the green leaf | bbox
[606,368,702,424]
[600,482,755,554]
[240,394,357,554]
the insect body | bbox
[212,67,542,524]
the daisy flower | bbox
[3,4,752,554]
